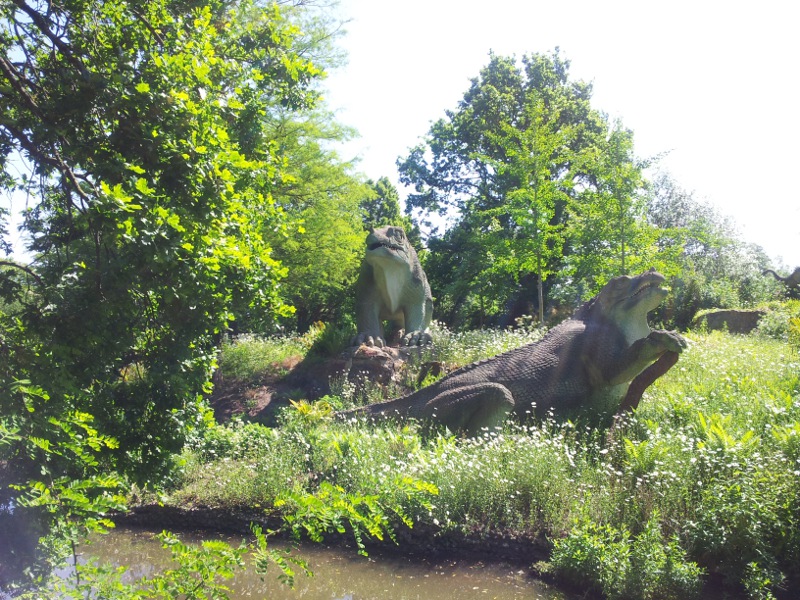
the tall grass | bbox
[217,334,308,382]
[422,319,547,367]
[172,326,799,599]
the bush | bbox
[551,514,703,600]
[755,300,800,343]
[550,519,631,596]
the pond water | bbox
[80,528,571,600]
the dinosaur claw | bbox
[401,330,432,347]
[352,333,386,348]
[649,329,688,353]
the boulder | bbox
[694,309,765,334]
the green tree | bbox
[398,50,646,322]
[0,0,324,583]
[644,173,776,327]
[480,90,571,323]
[361,177,404,228]
[360,177,422,249]
[566,123,654,284]
[263,108,370,331]
[424,222,513,327]
[1,0,322,476]
[646,172,738,262]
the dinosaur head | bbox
[364,226,412,266]
[595,269,668,316]
[591,269,668,340]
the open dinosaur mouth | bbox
[632,282,657,296]
[368,242,401,252]
[631,278,667,299]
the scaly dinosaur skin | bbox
[353,226,434,347]
[341,269,686,434]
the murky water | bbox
[81,528,570,600]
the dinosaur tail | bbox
[336,392,419,422]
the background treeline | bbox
[238,49,789,335]
[397,51,784,329]
[0,0,794,594]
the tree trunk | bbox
[536,249,544,325]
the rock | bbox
[694,309,765,334]
[210,343,436,424]
[343,344,403,386]
[288,344,431,400]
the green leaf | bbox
[134,177,155,196]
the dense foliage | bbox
[0,0,329,588]
[0,0,324,475]
[645,173,778,329]
[398,51,785,327]
[259,107,369,332]
[398,51,652,325]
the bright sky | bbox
[323,0,800,268]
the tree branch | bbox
[1,119,95,220]
[0,55,44,120]
[130,7,165,47]
[10,0,87,75]
[0,260,43,286]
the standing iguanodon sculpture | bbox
[340,269,687,434]
[352,226,433,347]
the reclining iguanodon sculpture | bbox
[340,269,686,434]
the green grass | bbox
[216,330,317,382]
[422,319,547,367]
[171,325,799,600]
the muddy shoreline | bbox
[116,503,552,568]
[115,504,750,599]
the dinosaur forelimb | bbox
[617,350,680,413]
